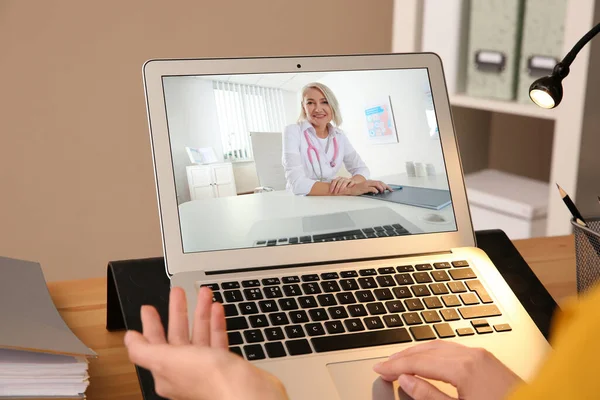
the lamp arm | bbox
[561,22,600,69]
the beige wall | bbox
[0,0,393,282]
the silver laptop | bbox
[143,54,549,399]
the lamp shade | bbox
[529,74,564,108]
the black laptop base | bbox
[106,229,558,400]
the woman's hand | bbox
[373,341,522,400]
[341,180,393,196]
[124,287,289,400]
[329,177,356,194]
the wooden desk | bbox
[47,235,577,400]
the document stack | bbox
[0,256,96,398]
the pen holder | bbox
[571,217,600,294]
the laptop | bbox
[143,54,549,400]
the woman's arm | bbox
[281,125,318,195]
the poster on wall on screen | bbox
[363,96,398,145]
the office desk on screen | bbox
[178,174,454,253]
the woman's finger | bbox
[124,330,158,370]
[398,374,456,400]
[373,353,461,386]
[336,179,349,194]
[191,286,213,346]
[168,287,190,345]
[329,177,341,193]
[210,302,228,349]
[141,305,167,344]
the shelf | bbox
[450,94,557,121]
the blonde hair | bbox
[298,82,343,126]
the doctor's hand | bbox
[373,341,521,400]
[342,180,393,196]
[329,177,356,194]
[124,287,289,400]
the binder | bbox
[466,0,526,100]
[516,0,568,103]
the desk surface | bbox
[48,235,576,400]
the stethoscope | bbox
[304,129,339,182]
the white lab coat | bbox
[282,120,370,195]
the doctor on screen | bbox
[282,82,392,196]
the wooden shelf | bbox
[450,94,557,121]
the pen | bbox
[556,183,586,225]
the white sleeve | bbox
[342,134,370,179]
[282,125,317,195]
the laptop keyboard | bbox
[199,260,511,361]
[254,224,410,247]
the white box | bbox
[464,169,549,239]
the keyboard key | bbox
[494,323,512,332]
[311,328,412,353]
[397,265,414,273]
[267,240,277,246]
[265,342,287,358]
[383,314,404,327]
[285,325,305,338]
[262,278,280,286]
[264,286,283,299]
[410,325,436,341]
[441,295,461,307]
[336,292,357,305]
[344,318,365,332]
[377,267,396,274]
[429,283,449,295]
[395,273,414,285]
[440,309,460,321]
[449,268,477,280]
[221,281,240,289]
[457,327,475,336]
[317,294,337,307]
[383,225,394,231]
[283,284,301,297]
[385,300,406,313]
[321,272,339,280]
[393,286,412,299]
[228,331,243,345]
[243,344,265,360]
[348,304,368,317]
[421,310,442,323]
[298,296,318,308]
[423,297,443,309]
[458,305,501,319]
[301,274,320,282]
[302,283,322,295]
[431,271,451,282]
[448,281,467,293]
[212,292,224,303]
[340,270,358,278]
[321,280,341,293]
[258,299,280,313]
[243,330,264,343]
[475,325,493,334]
[299,236,312,243]
[265,327,285,341]
[405,298,425,311]
[325,321,346,334]
[269,313,290,326]
[328,306,349,319]
[452,260,469,268]
[364,316,384,330]
[226,317,248,331]
[285,339,312,355]
[249,315,269,328]
[415,264,433,271]
[433,323,455,338]
[356,290,375,302]
[239,302,259,315]
[374,226,385,232]
[306,323,326,336]
[414,272,433,284]
[402,312,422,325]
[359,268,377,276]
[460,293,480,306]
[466,280,493,303]
[366,302,386,315]
[289,310,309,324]
[309,308,329,321]
[433,262,451,269]
[376,275,396,287]
[411,285,431,297]
[282,276,300,283]
[374,288,394,300]
[278,298,298,311]
[244,288,263,300]
[340,279,359,291]
[242,280,260,287]
[200,283,219,290]
[224,290,244,303]
[224,304,238,317]
[229,346,243,357]
[288,238,299,244]
[358,277,377,289]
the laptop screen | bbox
[161,68,458,254]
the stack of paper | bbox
[0,256,96,399]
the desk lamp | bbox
[529,22,600,108]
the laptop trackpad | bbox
[302,212,354,233]
[327,358,457,400]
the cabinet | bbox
[186,163,237,200]
[393,0,600,237]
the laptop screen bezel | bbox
[142,53,476,276]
